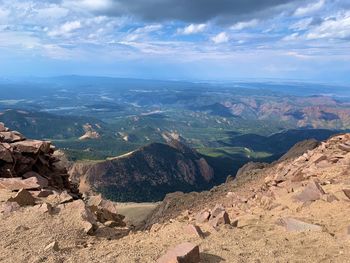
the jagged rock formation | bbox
[69,141,214,202]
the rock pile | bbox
[0,122,125,235]
[0,122,72,191]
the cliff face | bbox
[69,141,214,202]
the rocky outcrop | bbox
[0,123,125,235]
[0,123,72,191]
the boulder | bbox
[339,143,350,152]
[12,140,50,154]
[277,218,322,232]
[342,189,350,200]
[209,211,231,228]
[23,172,49,188]
[60,200,97,235]
[0,177,41,191]
[157,242,200,263]
[35,203,54,214]
[322,193,339,203]
[86,195,125,225]
[294,180,325,202]
[58,191,74,204]
[184,224,205,239]
[8,189,36,206]
[0,201,20,214]
[0,131,25,143]
[195,210,210,224]
[0,144,13,163]
[0,122,6,132]
[210,204,225,219]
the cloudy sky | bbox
[0,0,349,82]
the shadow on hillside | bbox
[94,226,130,240]
[201,253,225,262]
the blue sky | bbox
[0,0,350,82]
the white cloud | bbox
[48,20,82,37]
[230,19,259,31]
[177,24,207,35]
[124,24,162,41]
[294,0,325,16]
[211,32,229,44]
[306,12,350,39]
[63,0,114,12]
[0,7,9,23]
[290,18,314,31]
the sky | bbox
[0,0,350,83]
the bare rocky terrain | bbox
[1,121,350,262]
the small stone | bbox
[15,225,30,232]
[104,221,119,228]
[36,203,54,214]
[37,190,54,198]
[157,242,200,263]
[44,241,59,252]
[8,189,35,206]
[277,218,322,232]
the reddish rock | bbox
[0,177,40,191]
[35,203,54,214]
[86,195,125,226]
[0,131,25,143]
[339,143,350,152]
[184,224,205,239]
[209,211,231,228]
[277,217,322,232]
[342,189,350,199]
[322,193,339,203]
[23,172,49,188]
[157,242,200,263]
[0,201,20,214]
[210,204,225,219]
[195,210,210,224]
[0,122,6,132]
[58,191,74,204]
[0,144,13,163]
[60,200,97,235]
[294,180,325,202]
[8,189,36,206]
[37,190,54,198]
[12,140,50,154]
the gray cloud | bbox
[69,0,309,24]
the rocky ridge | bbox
[1,125,350,262]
